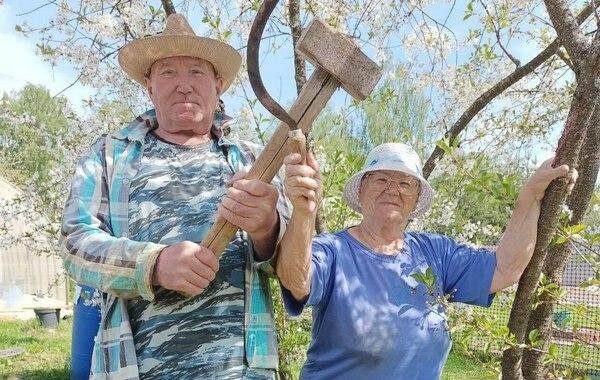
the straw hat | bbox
[343,143,435,218]
[118,13,242,92]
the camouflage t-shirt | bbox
[127,132,275,379]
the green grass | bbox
[0,318,71,380]
[0,317,491,379]
[442,351,497,380]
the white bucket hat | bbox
[118,14,241,92]
[343,143,435,218]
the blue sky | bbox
[0,2,95,107]
[0,0,555,115]
[0,0,313,117]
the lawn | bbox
[441,353,497,380]
[0,317,490,379]
[0,318,71,380]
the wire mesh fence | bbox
[454,247,599,377]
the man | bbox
[61,14,288,379]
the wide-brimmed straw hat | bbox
[118,13,242,92]
[343,143,435,218]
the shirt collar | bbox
[111,108,236,147]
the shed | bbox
[0,176,69,316]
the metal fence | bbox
[460,247,599,377]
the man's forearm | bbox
[61,137,165,300]
[276,211,314,301]
[60,224,165,300]
[491,192,542,292]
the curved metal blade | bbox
[247,0,298,130]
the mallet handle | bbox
[201,68,337,257]
[288,129,307,164]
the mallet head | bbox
[296,19,383,101]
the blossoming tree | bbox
[5,0,599,377]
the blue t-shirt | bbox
[282,230,496,380]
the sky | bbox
[0,0,555,115]
[0,0,582,165]
[0,0,313,117]
[0,2,94,109]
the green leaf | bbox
[548,343,558,357]
[553,235,568,245]
[463,0,475,20]
[251,0,261,11]
[466,29,481,41]
[570,342,582,358]
[412,272,426,284]
[35,43,55,56]
[528,329,540,347]
[411,267,437,289]
[435,138,453,154]
[424,267,436,287]
[479,44,497,60]
[565,223,586,235]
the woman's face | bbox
[357,170,420,225]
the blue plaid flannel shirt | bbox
[60,109,289,379]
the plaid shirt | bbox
[61,110,288,379]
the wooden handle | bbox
[288,129,307,164]
[201,68,339,257]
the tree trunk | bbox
[161,0,176,16]
[521,106,600,379]
[501,75,599,379]
[285,0,325,234]
[288,0,306,95]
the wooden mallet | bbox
[201,15,383,256]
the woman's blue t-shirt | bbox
[281,230,496,380]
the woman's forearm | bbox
[276,210,315,301]
[491,191,542,293]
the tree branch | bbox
[542,0,590,72]
[16,1,59,16]
[161,0,176,16]
[555,47,575,71]
[501,74,600,379]
[287,0,306,95]
[480,1,521,67]
[586,26,600,67]
[496,28,521,67]
[422,3,597,179]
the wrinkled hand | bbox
[283,151,322,215]
[523,157,578,202]
[218,171,279,240]
[153,241,219,296]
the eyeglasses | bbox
[365,173,421,195]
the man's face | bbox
[145,56,223,134]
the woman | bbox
[277,143,576,379]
